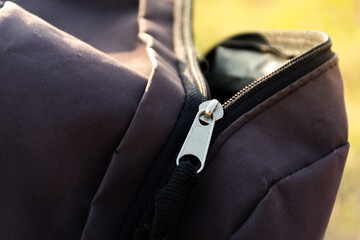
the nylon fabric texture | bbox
[0,0,349,239]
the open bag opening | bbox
[200,31,332,104]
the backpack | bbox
[0,0,349,239]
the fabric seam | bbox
[207,56,339,164]
[228,142,349,239]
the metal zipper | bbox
[175,0,333,172]
[119,1,212,237]
[175,40,332,173]
[181,1,332,117]
[221,40,332,113]
[176,99,223,173]
[128,0,334,237]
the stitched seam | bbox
[245,58,338,118]
[228,142,349,240]
[237,58,337,131]
[207,57,338,166]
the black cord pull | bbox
[133,160,198,240]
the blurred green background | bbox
[193,0,360,239]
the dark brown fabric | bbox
[230,144,349,240]
[79,0,186,238]
[177,57,349,240]
[11,0,152,77]
[0,0,348,240]
[0,0,185,239]
[0,2,148,239]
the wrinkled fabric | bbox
[178,57,349,240]
[0,1,185,239]
[0,0,348,240]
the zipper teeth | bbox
[221,41,331,112]
[183,0,330,114]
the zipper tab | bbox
[176,99,223,173]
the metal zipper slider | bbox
[176,99,224,173]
